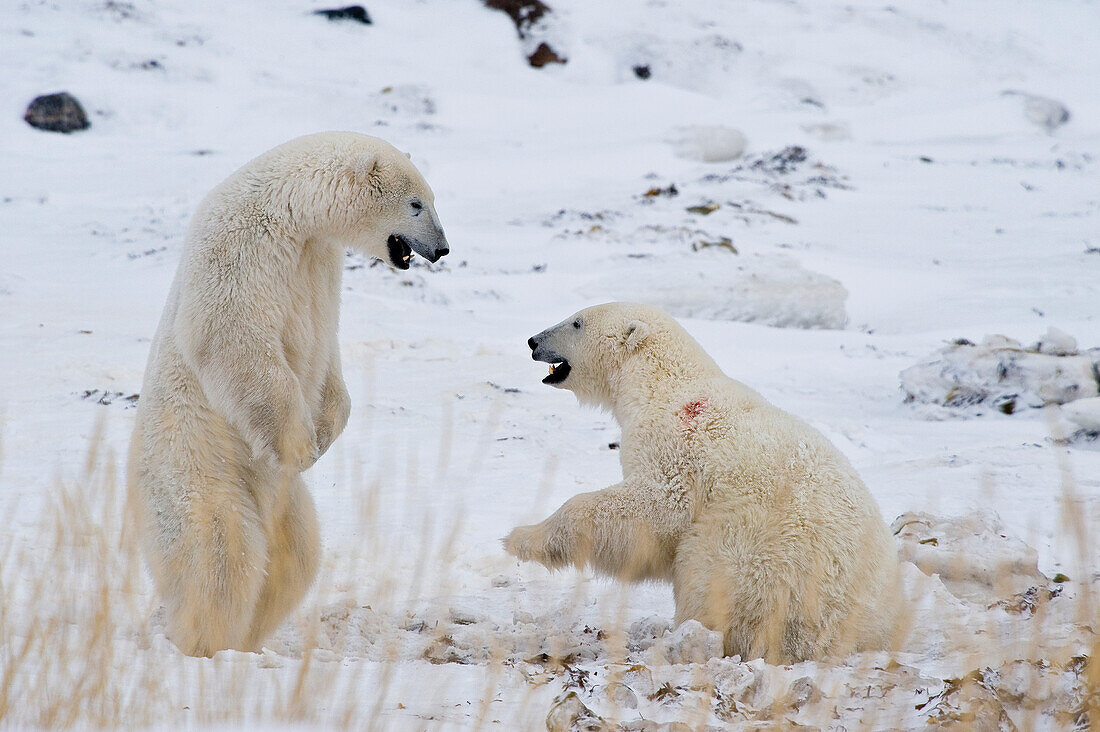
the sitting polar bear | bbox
[505,303,901,663]
[128,132,449,656]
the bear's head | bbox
[527,302,713,409]
[321,133,449,270]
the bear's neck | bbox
[608,349,720,427]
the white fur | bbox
[127,132,447,656]
[506,303,901,663]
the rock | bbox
[545,692,608,732]
[633,65,651,80]
[528,41,566,68]
[485,0,549,33]
[646,620,724,665]
[751,146,807,175]
[312,5,372,24]
[484,0,566,68]
[24,92,90,133]
[892,512,1049,604]
[669,125,747,163]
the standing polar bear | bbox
[128,132,449,656]
[505,303,901,663]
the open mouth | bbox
[387,234,413,270]
[543,360,571,385]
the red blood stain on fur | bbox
[678,397,709,426]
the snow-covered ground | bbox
[2,0,1098,728]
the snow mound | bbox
[900,331,1099,414]
[667,125,746,163]
[580,253,848,329]
[892,511,1050,604]
[1061,396,1100,433]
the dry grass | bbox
[0,411,1096,730]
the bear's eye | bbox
[572,318,582,329]
[410,200,423,215]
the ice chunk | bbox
[900,335,1098,412]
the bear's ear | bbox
[353,152,380,181]
[624,320,650,350]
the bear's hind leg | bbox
[244,474,320,650]
[156,478,268,657]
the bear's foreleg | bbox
[504,477,691,582]
[314,360,351,459]
[185,333,319,471]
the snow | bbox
[2,0,1098,728]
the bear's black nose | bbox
[436,247,449,258]
[528,336,538,351]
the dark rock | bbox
[313,5,371,24]
[24,92,90,133]
[528,42,566,68]
[633,65,651,80]
[484,0,566,68]
[485,0,549,37]
[751,146,808,175]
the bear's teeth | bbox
[549,364,556,375]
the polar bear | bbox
[504,303,901,663]
[127,132,449,656]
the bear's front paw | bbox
[503,525,544,564]
[275,418,320,472]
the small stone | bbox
[633,65,651,80]
[313,5,372,24]
[24,92,90,133]
[686,202,720,215]
[528,42,566,68]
